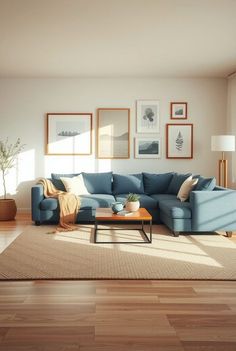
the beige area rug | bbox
[0,224,236,280]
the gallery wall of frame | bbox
[166,102,193,159]
[45,100,192,161]
[135,100,161,159]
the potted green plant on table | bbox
[125,193,140,212]
[0,138,24,220]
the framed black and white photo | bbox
[46,113,92,155]
[135,137,161,159]
[97,108,130,159]
[136,100,160,133]
[166,124,193,159]
[170,102,188,119]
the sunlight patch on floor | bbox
[53,229,223,268]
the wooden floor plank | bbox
[0,213,236,350]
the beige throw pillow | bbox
[60,174,89,195]
[177,176,198,202]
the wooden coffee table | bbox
[94,207,152,244]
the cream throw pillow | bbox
[177,176,198,202]
[60,174,89,195]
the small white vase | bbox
[126,201,140,212]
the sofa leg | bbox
[226,231,233,238]
[173,231,179,237]
[35,221,41,226]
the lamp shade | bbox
[211,135,235,152]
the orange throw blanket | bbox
[38,178,81,232]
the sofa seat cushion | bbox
[115,194,157,209]
[40,198,58,211]
[80,194,115,209]
[159,199,192,219]
[150,194,178,203]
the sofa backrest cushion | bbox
[51,173,80,191]
[61,175,89,195]
[143,172,174,194]
[112,173,144,195]
[194,176,216,191]
[82,172,113,194]
[167,172,192,195]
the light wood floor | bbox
[0,214,236,351]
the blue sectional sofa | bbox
[31,172,236,237]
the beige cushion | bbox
[60,174,89,195]
[177,176,198,202]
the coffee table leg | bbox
[150,219,152,243]
[94,221,98,243]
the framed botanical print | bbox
[136,100,160,133]
[97,108,130,159]
[170,102,188,119]
[166,124,193,159]
[46,113,92,155]
[135,137,161,159]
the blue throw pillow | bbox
[143,172,174,194]
[194,176,216,191]
[82,172,112,194]
[167,172,192,195]
[51,173,80,191]
[112,174,144,195]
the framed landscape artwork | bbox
[135,137,161,159]
[46,113,92,155]
[170,102,187,119]
[136,100,160,133]
[97,108,130,159]
[166,124,193,159]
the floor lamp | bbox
[211,135,235,188]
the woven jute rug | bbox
[0,224,236,280]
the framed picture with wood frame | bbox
[170,102,188,119]
[46,113,92,155]
[166,123,193,159]
[97,108,130,159]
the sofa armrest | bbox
[190,190,236,231]
[31,184,44,222]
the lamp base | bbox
[218,159,227,188]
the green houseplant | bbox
[0,138,24,220]
[126,193,140,212]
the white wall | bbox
[0,78,227,210]
[227,75,236,188]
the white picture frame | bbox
[136,100,160,133]
[135,137,161,159]
[46,113,92,155]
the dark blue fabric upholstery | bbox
[82,172,113,194]
[150,194,178,203]
[194,176,216,191]
[112,174,144,195]
[40,198,58,211]
[167,173,192,195]
[80,194,115,209]
[143,172,174,194]
[159,199,192,219]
